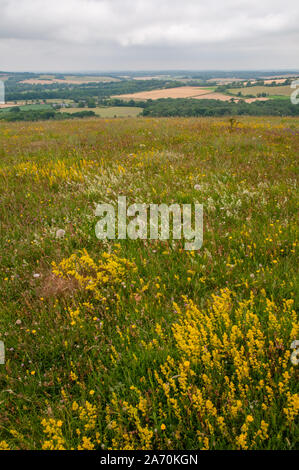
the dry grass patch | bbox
[37,272,80,300]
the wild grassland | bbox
[0,116,298,450]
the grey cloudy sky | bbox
[1,0,298,72]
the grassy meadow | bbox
[0,116,298,450]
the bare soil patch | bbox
[37,272,80,300]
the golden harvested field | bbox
[113,86,217,100]
[114,87,266,103]
[263,79,288,84]
[193,92,235,101]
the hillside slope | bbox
[0,117,298,450]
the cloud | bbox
[0,0,298,71]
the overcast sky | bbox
[1,0,299,72]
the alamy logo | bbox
[290,79,299,105]
[95,196,203,251]
[0,81,5,105]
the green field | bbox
[266,95,289,100]
[0,104,52,113]
[0,116,298,450]
[60,106,143,117]
[230,85,292,97]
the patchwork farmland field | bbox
[263,79,288,84]
[243,97,269,103]
[113,87,270,102]
[60,106,143,117]
[0,116,298,450]
[113,86,218,100]
[21,76,120,85]
[0,104,52,113]
[193,92,234,101]
[230,85,292,97]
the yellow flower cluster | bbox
[52,249,136,301]
[77,400,98,432]
[41,418,65,450]
[283,393,299,423]
[0,441,10,450]
[38,286,297,450]
[5,158,97,187]
[105,392,154,450]
[103,289,298,449]
[41,399,102,450]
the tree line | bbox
[4,79,184,102]
[139,98,299,117]
[0,108,95,122]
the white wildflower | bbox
[55,229,66,239]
